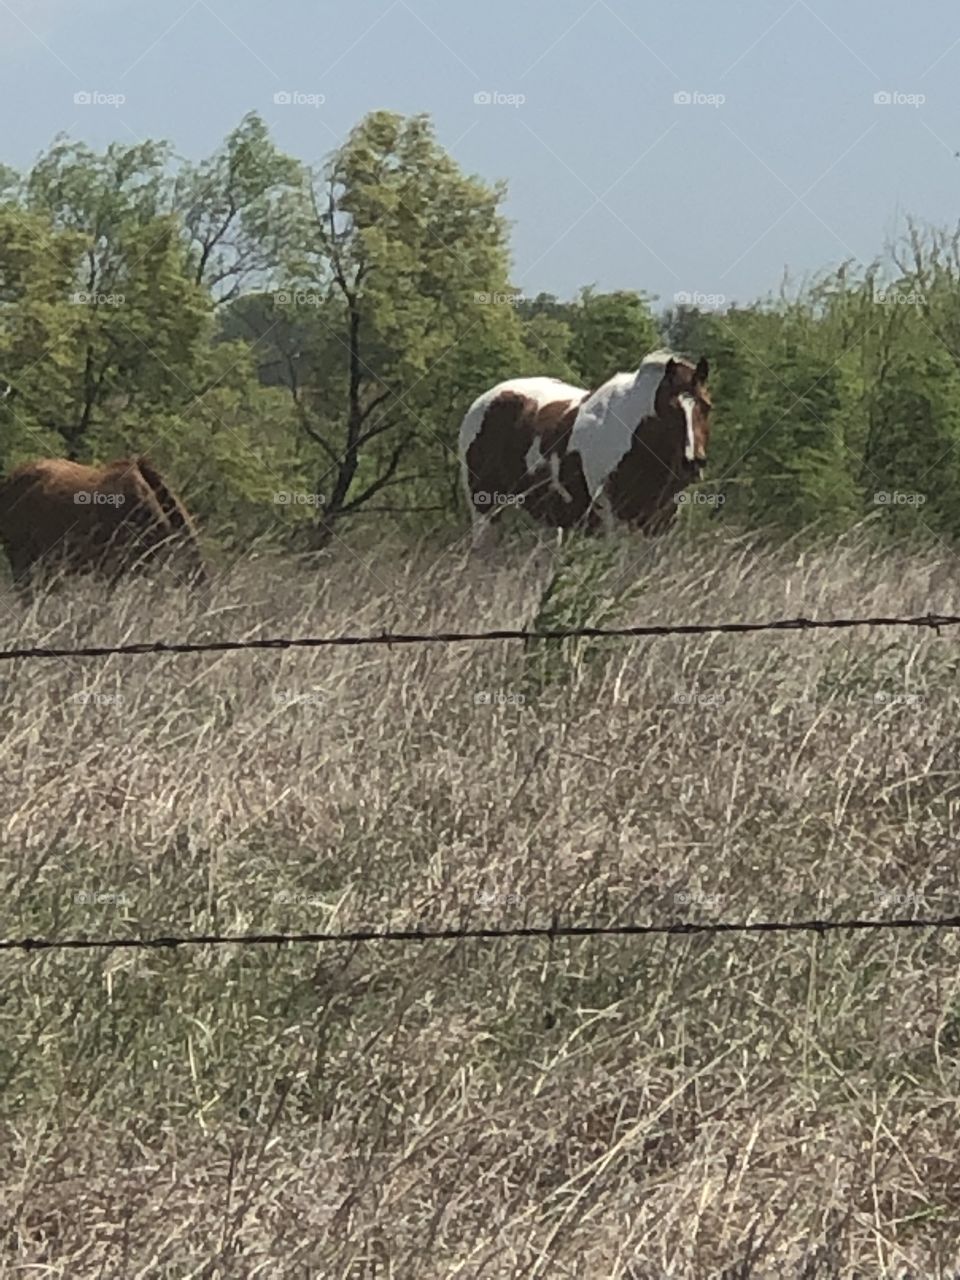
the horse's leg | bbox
[3,549,35,608]
[593,490,616,536]
[470,507,498,554]
[547,452,574,506]
[107,559,130,592]
[648,502,679,536]
[12,564,34,608]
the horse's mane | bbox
[577,352,671,418]
[639,349,679,368]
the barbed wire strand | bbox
[4,914,960,954]
[2,612,960,664]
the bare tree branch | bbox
[355,415,399,449]
[336,503,448,518]
[297,413,341,465]
[358,387,394,425]
[338,437,412,512]
[195,196,238,287]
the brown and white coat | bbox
[459,351,712,547]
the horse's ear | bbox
[664,358,677,381]
[695,356,709,383]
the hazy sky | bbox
[2,0,959,309]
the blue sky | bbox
[2,0,959,310]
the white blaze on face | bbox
[679,393,697,462]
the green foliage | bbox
[696,264,957,542]
[20,139,217,454]
[721,341,861,533]
[515,287,661,388]
[864,346,960,536]
[174,112,303,301]
[0,206,87,468]
[523,538,645,697]
[84,341,304,548]
[516,311,578,383]
[514,293,579,382]
[3,130,299,540]
[6,112,960,556]
[568,285,660,387]
[272,110,526,534]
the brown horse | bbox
[0,456,208,602]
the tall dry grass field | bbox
[1,525,960,1277]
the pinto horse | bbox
[459,351,712,548]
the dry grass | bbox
[1,523,960,1277]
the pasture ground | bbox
[1,525,960,1277]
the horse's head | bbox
[655,355,712,477]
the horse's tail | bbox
[133,457,208,594]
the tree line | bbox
[1,109,958,551]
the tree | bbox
[513,295,579,383]
[568,286,660,386]
[174,112,303,303]
[704,302,861,533]
[23,139,212,455]
[0,207,87,469]
[864,347,960,538]
[282,111,524,541]
[11,132,304,545]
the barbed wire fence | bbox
[4,916,960,957]
[0,610,959,663]
[2,609,957,957]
